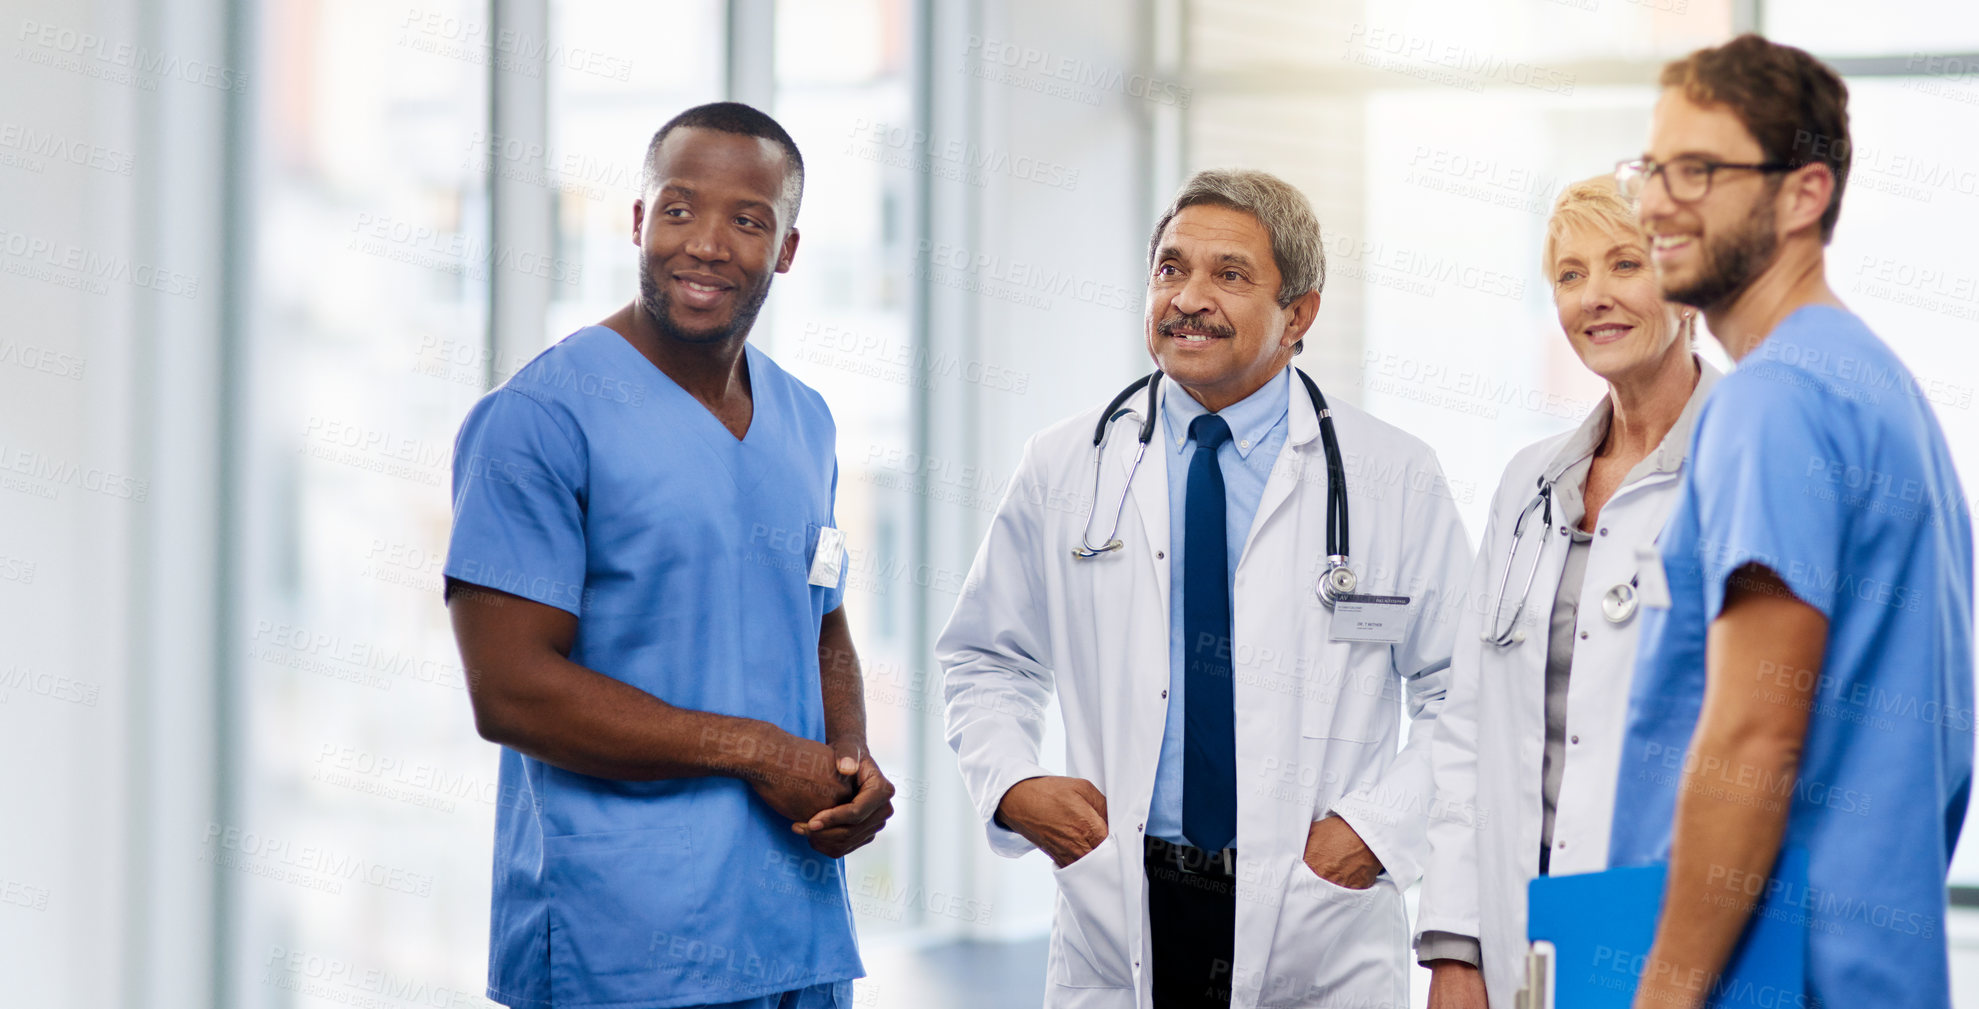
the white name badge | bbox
[1635,544,1673,610]
[1329,593,1412,644]
[808,526,846,588]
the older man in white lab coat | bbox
[939,169,1472,1009]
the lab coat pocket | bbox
[1297,641,1390,743]
[1048,831,1133,989]
[1256,858,1407,1009]
[543,827,694,1006]
[1290,725,1398,822]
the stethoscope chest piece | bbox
[1317,557,1358,606]
[1601,581,1639,624]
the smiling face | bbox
[1638,89,1783,312]
[633,126,799,345]
[1551,223,1686,386]
[1144,204,1317,411]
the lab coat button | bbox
[1160,690,1168,698]
[1570,735,1580,745]
[1156,550,1165,560]
[1599,527,1609,536]
[1579,631,1588,640]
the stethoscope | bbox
[1479,475,1646,646]
[1073,368,1359,609]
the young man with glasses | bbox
[1605,34,1972,1009]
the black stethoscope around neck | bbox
[1072,368,1358,609]
[1480,475,1653,646]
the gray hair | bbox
[1146,169,1326,308]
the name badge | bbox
[808,526,846,588]
[1634,545,1672,610]
[1328,593,1412,644]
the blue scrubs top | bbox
[445,326,861,1009]
[1610,307,1974,1007]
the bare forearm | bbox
[1639,734,1799,1007]
[469,651,790,782]
[818,607,867,752]
[448,582,826,787]
[1635,565,1823,1009]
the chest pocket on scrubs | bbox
[805,520,846,598]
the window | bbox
[1766,0,1979,57]
[1184,0,1738,534]
[546,1,726,345]
[767,0,922,932]
[230,1,498,1004]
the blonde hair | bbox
[1542,173,1695,344]
[1541,174,1645,281]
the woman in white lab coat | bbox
[1415,176,1722,1008]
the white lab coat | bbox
[939,372,1472,1009]
[1415,361,1720,1007]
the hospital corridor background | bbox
[5,0,1979,1005]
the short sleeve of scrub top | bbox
[1681,372,1846,620]
[820,460,846,613]
[446,388,589,616]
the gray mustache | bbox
[1158,313,1236,339]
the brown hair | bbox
[1659,33,1851,243]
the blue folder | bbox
[1527,847,1809,1009]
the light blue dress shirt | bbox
[1147,366,1293,845]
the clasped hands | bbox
[729,723,895,858]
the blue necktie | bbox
[1183,413,1236,852]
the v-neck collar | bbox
[602,326,763,444]
[597,327,773,491]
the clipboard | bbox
[1523,847,1809,1008]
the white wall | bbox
[0,0,230,1005]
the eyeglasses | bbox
[1614,155,1794,203]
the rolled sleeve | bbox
[1417,930,1483,968]
[821,459,848,613]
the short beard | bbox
[637,251,774,346]
[1660,191,1779,312]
